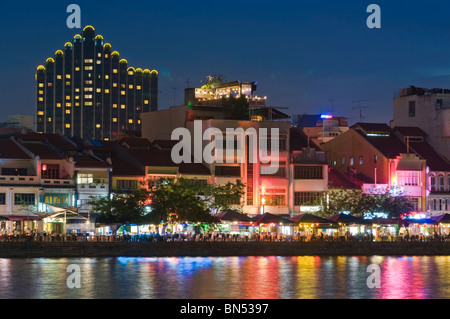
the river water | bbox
[0,256,449,299]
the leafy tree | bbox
[201,74,225,90]
[322,187,414,219]
[89,187,153,227]
[148,178,218,225]
[202,179,246,213]
[222,95,249,120]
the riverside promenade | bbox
[1,241,450,258]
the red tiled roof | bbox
[73,154,112,169]
[0,140,31,159]
[328,168,361,189]
[110,156,143,176]
[20,143,62,159]
[354,128,408,159]
[290,127,320,151]
[394,127,427,137]
[409,142,450,171]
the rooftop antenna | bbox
[328,99,336,116]
[352,100,369,122]
[171,87,177,106]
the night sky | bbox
[1,0,450,125]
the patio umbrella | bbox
[215,210,252,223]
[432,214,450,224]
[251,213,294,226]
[326,213,372,225]
[290,213,337,226]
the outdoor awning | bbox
[251,213,294,226]
[215,210,252,223]
[432,214,450,224]
[290,213,337,226]
[2,215,43,221]
[326,213,372,225]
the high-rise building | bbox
[36,25,158,141]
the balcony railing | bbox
[0,175,38,184]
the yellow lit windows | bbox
[38,97,44,101]
[96,88,102,93]
[105,89,110,94]
[96,124,101,128]
[75,88,80,93]
[136,85,141,90]
[66,96,70,100]
[66,103,72,107]
[112,118,117,122]
[97,60,102,65]
[48,118,52,122]
[66,82,71,86]
[48,83,53,87]
[112,104,118,108]
[75,102,80,106]
[75,95,80,100]
[144,100,149,104]
[84,59,93,63]
[128,85,133,89]
[85,102,93,106]
[98,53,102,58]
[66,74,71,79]
[128,71,134,75]
[113,69,118,73]
[136,107,141,111]
[104,138,109,141]
[105,75,109,80]
[65,110,71,114]
[121,84,126,88]
[38,90,44,95]
[39,83,44,88]
[65,124,71,128]
[104,54,109,59]
[75,67,80,71]
[57,103,62,108]
[84,87,93,92]
[85,80,93,85]
[57,75,62,80]
[85,95,93,99]
[120,104,125,109]
[121,91,125,95]
[38,111,44,116]
[128,119,133,124]
[113,83,118,87]
[85,66,93,71]
[137,120,141,124]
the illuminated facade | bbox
[36,25,158,141]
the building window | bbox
[14,193,35,206]
[112,104,117,108]
[105,89,110,93]
[264,194,286,206]
[57,75,62,80]
[39,83,44,88]
[66,74,71,79]
[2,168,27,176]
[350,157,354,166]
[128,119,133,124]
[430,174,437,192]
[105,75,109,80]
[44,194,68,207]
[77,174,93,184]
[121,104,125,109]
[260,166,286,177]
[41,164,59,179]
[65,109,71,114]
[294,192,323,206]
[294,166,323,179]
[409,197,419,211]
[409,101,416,117]
[341,157,345,166]
[116,179,138,190]
[112,118,117,122]
[65,124,70,128]
[374,155,378,164]
[215,166,241,177]
[359,156,363,165]
[397,171,419,186]
[0,193,5,205]
[439,174,445,192]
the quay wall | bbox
[1,242,450,258]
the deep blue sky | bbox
[1,0,450,125]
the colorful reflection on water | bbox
[0,256,450,299]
